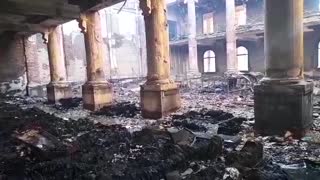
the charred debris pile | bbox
[0,99,290,180]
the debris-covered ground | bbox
[1,78,320,179]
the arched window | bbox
[237,46,249,71]
[203,50,216,72]
[318,42,320,68]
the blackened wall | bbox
[25,35,41,86]
[0,32,27,94]
[179,28,320,75]
[170,45,188,77]
[0,32,25,81]
[304,30,320,71]
[196,2,226,34]
[198,41,227,74]
[238,39,265,72]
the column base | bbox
[47,82,72,104]
[254,80,314,137]
[82,81,112,111]
[140,82,181,119]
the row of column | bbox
[45,0,181,119]
[186,0,313,136]
[44,0,313,135]
[46,12,111,111]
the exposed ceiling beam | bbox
[68,0,123,12]
[0,23,48,32]
[0,0,80,19]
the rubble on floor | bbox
[94,102,140,118]
[0,99,289,180]
[1,80,320,179]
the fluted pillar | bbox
[79,11,112,111]
[254,0,313,137]
[139,0,181,119]
[47,25,72,103]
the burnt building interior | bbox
[1,0,320,179]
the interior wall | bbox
[0,32,27,94]
[304,30,320,72]
[170,45,188,78]
[238,39,265,72]
[198,41,227,74]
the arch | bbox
[318,42,320,68]
[203,50,216,72]
[237,46,249,71]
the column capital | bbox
[41,31,49,44]
[139,0,152,16]
[78,13,88,33]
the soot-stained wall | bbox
[0,32,27,94]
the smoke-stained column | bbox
[187,0,200,77]
[139,0,181,119]
[226,0,237,72]
[79,11,112,111]
[46,25,72,103]
[254,0,313,137]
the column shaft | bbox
[140,0,181,119]
[187,0,199,75]
[226,0,237,72]
[254,0,313,137]
[83,12,106,82]
[48,26,67,82]
[47,25,72,103]
[80,11,112,111]
[264,0,303,81]
[142,0,170,84]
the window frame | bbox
[237,46,249,71]
[203,50,216,73]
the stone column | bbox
[79,11,112,111]
[187,0,200,77]
[226,0,237,72]
[254,0,313,137]
[47,25,72,103]
[139,0,181,119]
